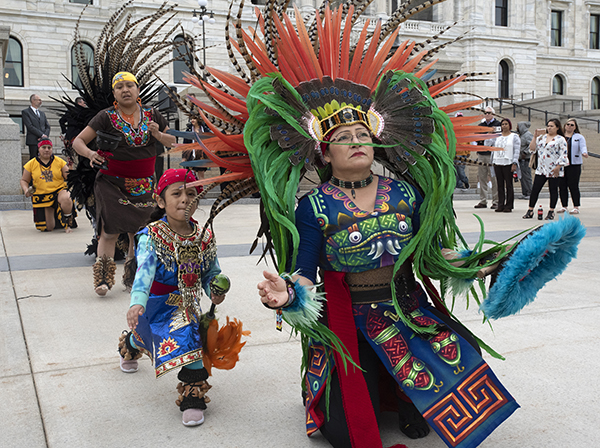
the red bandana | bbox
[155,169,202,196]
[38,139,52,148]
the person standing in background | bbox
[516,121,533,199]
[488,119,520,213]
[454,112,470,190]
[474,106,500,209]
[557,118,588,214]
[22,94,51,160]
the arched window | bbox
[592,77,600,109]
[498,60,510,98]
[552,75,565,95]
[173,35,194,84]
[71,42,94,89]
[4,37,23,87]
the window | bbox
[71,42,94,89]
[4,37,23,87]
[69,0,93,4]
[551,10,562,46]
[10,116,23,134]
[552,75,565,95]
[592,77,600,109]
[591,15,600,49]
[495,0,508,27]
[498,60,510,98]
[411,0,433,22]
[173,35,194,84]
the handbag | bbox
[529,151,537,169]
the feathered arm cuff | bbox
[279,272,325,328]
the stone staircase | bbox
[0,195,32,211]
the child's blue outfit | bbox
[129,216,221,377]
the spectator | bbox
[557,118,588,214]
[523,119,568,221]
[488,119,520,212]
[516,121,533,199]
[454,112,470,190]
[474,106,500,209]
[22,94,51,160]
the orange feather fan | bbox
[202,316,251,376]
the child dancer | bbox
[118,169,225,426]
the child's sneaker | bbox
[119,356,139,373]
[182,408,205,426]
[118,331,141,373]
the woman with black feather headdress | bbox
[53,1,183,296]
[73,72,175,296]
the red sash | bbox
[323,270,383,448]
[101,156,155,178]
[150,281,177,295]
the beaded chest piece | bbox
[147,219,217,310]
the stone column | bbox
[0,26,22,195]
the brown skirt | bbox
[94,172,156,235]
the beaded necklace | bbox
[330,173,374,199]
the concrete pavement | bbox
[1,196,599,448]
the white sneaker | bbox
[119,356,138,373]
[556,207,567,214]
[182,409,205,426]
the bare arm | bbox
[20,170,33,196]
[73,126,106,167]
[148,122,175,148]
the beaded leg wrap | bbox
[118,331,142,361]
[175,367,211,412]
[93,255,116,290]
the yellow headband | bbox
[112,72,138,89]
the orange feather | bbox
[348,19,370,81]
[293,4,323,80]
[357,19,382,85]
[206,67,250,98]
[339,4,356,79]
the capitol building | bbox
[3,0,600,154]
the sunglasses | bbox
[484,112,493,115]
[565,123,575,126]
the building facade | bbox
[3,0,600,153]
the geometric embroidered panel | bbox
[422,364,509,447]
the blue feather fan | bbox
[481,215,586,319]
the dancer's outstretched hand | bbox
[257,270,288,308]
[127,304,145,329]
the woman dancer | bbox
[73,72,175,296]
[523,119,569,220]
[20,139,75,232]
[489,118,520,212]
[119,169,225,427]
[168,3,584,447]
[557,118,588,214]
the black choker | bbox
[330,174,374,199]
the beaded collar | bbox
[329,173,374,199]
